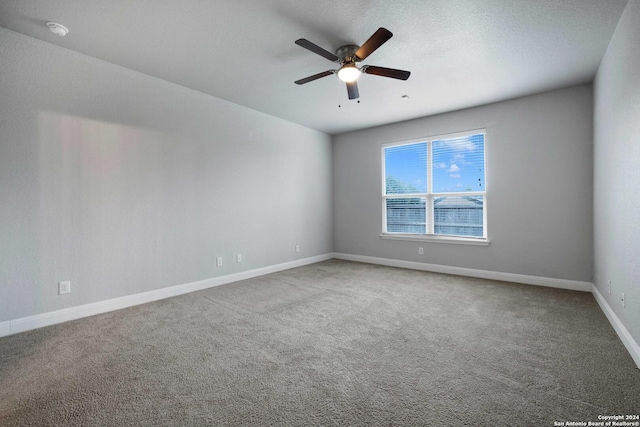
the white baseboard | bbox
[5,253,637,371]
[591,284,640,369]
[332,253,592,292]
[0,320,10,337]
[1,253,333,338]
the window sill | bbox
[380,233,490,246]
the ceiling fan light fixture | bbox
[337,64,361,83]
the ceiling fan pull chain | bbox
[337,75,342,108]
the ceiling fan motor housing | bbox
[336,45,361,63]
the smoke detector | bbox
[46,22,69,37]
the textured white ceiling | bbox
[0,0,628,134]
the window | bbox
[382,130,487,243]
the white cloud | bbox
[449,173,461,178]
[434,136,476,152]
[454,139,476,151]
[434,162,447,169]
[452,153,470,164]
[448,164,460,172]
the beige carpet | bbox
[1,259,638,426]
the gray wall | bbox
[333,85,593,282]
[593,0,640,344]
[0,28,332,322]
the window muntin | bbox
[382,131,486,240]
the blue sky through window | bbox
[385,134,484,194]
[384,142,427,194]
[432,134,484,193]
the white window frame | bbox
[381,129,489,246]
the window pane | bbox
[434,196,484,237]
[384,142,427,194]
[386,198,426,233]
[432,134,485,193]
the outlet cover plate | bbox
[58,280,71,295]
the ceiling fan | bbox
[294,27,411,100]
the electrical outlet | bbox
[621,292,625,308]
[216,257,223,267]
[608,280,611,294]
[295,245,300,253]
[418,247,424,255]
[236,253,242,263]
[58,280,71,295]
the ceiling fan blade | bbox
[362,66,411,80]
[295,39,340,62]
[346,81,359,100]
[355,28,393,60]
[295,70,335,85]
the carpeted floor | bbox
[0,259,638,426]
